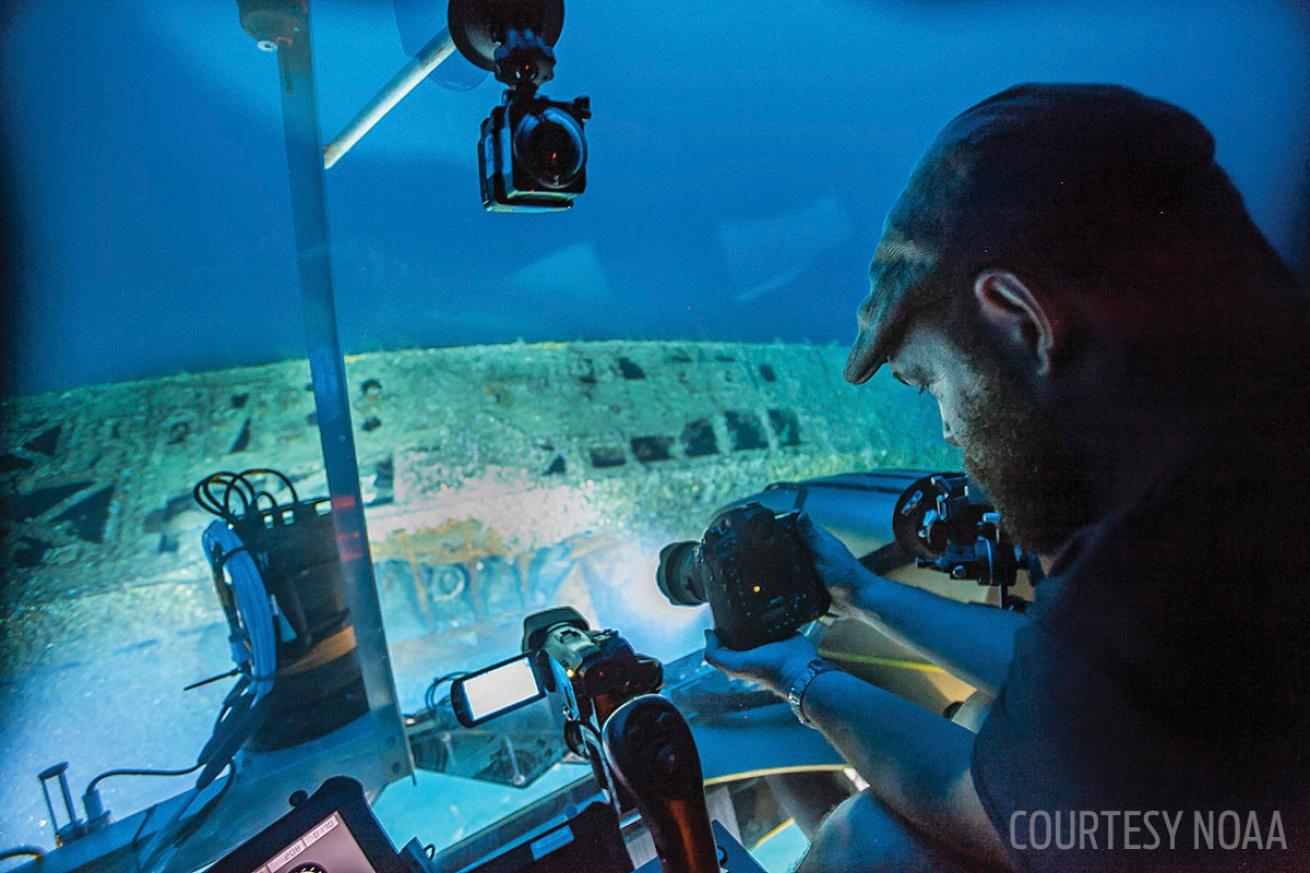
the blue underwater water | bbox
[1,0,1308,864]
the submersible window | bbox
[589,447,626,468]
[767,409,801,447]
[631,436,673,462]
[5,480,93,522]
[23,424,62,456]
[53,484,114,543]
[1,453,35,473]
[725,411,768,451]
[758,364,777,382]
[617,357,646,380]
[680,418,719,457]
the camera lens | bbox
[656,541,707,606]
[513,107,586,189]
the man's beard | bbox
[955,359,1100,557]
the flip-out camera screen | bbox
[463,655,541,722]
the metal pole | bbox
[274,16,412,781]
[323,28,457,170]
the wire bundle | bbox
[202,521,277,701]
[192,469,299,525]
[127,471,302,869]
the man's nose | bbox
[941,419,961,448]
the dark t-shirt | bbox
[971,431,1310,871]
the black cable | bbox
[192,477,228,520]
[165,763,236,850]
[424,671,469,717]
[194,472,251,522]
[86,763,204,796]
[221,474,255,518]
[0,847,44,862]
[132,762,235,873]
[240,468,299,505]
[252,490,279,515]
[213,545,250,576]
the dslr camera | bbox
[657,503,831,651]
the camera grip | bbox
[602,695,719,873]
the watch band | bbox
[786,659,837,727]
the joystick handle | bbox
[602,694,719,873]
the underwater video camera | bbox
[448,609,731,873]
[891,472,1032,603]
[450,607,663,734]
[450,0,590,212]
[657,504,831,651]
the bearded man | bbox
[704,83,1310,871]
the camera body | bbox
[658,503,831,651]
[522,607,663,727]
[478,92,590,212]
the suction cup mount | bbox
[449,0,564,88]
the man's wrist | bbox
[777,654,824,695]
[785,659,839,726]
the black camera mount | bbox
[892,473,1032,608]
[449,0,564,90]
[448,0,560,85]
[449,0,590,211]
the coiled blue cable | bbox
[203,521,276,701]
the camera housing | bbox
[657,503,831,651]
[478,92,590,212]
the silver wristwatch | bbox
[786,659,837,727]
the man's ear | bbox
[973,270,1058,376]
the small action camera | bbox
[479,92,590,212]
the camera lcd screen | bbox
[460,655,543,723]
[249,811,375,873]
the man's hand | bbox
[702,629,820,696]
[798,513,880,618]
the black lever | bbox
[602,695,719,873]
